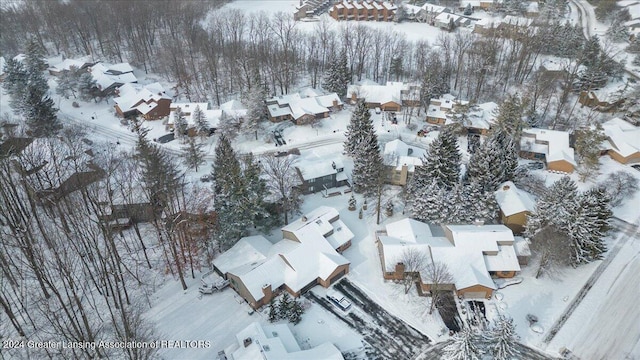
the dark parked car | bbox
[156,133,175,144]
[527,162,545,170]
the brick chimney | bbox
[262,283,272,302]
[502,184,510,191]
[395,262,405,277]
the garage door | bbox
[463,291,488,299]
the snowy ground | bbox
[547,231,640,359]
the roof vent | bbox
[502,185,510,191]
[301,215,308,222]
[243,338,252,347]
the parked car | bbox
[374,107,381,114]
[526,162,545,170]
[631,164,640,172]
[200,174,213,182]
[327,290,352,311]
[156,133,175,144]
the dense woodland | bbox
[0,1,637,359]
[1,0,632,130]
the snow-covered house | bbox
[519,128,576,173]
[447,101,498,135]
[293,0,332,20]
[494,181,536,234]
[89,62,137,96]
[266,91,343,124]
[347,81,417,112]
[329,0,396,22]
[213,207,353,309]
[168,100,245,135]
[434,12,463,31]
[227,322,344,360]
[460,0,495,10]
[426,94,468,125]
[294,151,348,194]
[376,219,521,299]
[404,3,448,23]
[601,118,640,164]
[383,139,426,186]
[48,55,97,76]
[113,83,171,120]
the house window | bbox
[308,186,314,192]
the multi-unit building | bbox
[329,0,397,22]
[266,91,343,124]
[347,82,420,111]
[383,139,426,186]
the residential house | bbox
[227,322,344,360]
[347,81,416,111]
[48,55,97,76]
[578,89,626,112]
[329,0,397,22]
[113,83,171,120]
[426,94,468,125]
[294,0,332,20]
[266,91,342,124]
[90,62,137,96]
[447,101,498,135]
[294,151,349,194]
[519,128,576,173]
[460,0,495,11]
[601,118,640,164]
[376,219,522,299]
[168,100,246,136]
[383,139,426,186]
[435,12,463,31]
[213,207,353,309]
[494,181,536,234]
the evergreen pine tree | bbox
[494,94,525,141]
[55,66,80,99]
[173,107,188,141]
[2,57,29,114]
[181,136,206,171]
[344,99,373,157]
[323,49,349,98]
[24,87,62,138]
[243,70,267,139]
[348,193,357,211]
[351,132,384,197]
[212,135,244,250]
[268,299,279,322]
[415,126,461,190]
[443,328,481,360]
[192,105,209,139]
[486,316,521,360]
[574,125,607,181]
[466,130,518,192]
[239,153,272,231]
[278,293,292,320]
[410,180,447,223]
[288,299,304,325]
[77,72,99,102]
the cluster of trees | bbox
[443,317,520,360]
[344,99,386,223]
[526,177,612,277]
[2,39,61,137]
[406,120,519,225]
[55,66,99,102]
[0,127,168,358]
[268,293,305,325]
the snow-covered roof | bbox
[383,139,426,172]
[520,128,576,166]
[214,207,351,303]
[527,1,539,13]
[171,102,209,114]
[602,118,640,158]
[90,62,137,90]
[106,62,134,74]
[295,150,344,181]
[347,82,408,105]
[48,55,94,72]
[267,91,340,121]
[494,181,536,216]
[435,12,461,24]
[231,322,344,360]
[113,82,170,114]
[378,219,521,293]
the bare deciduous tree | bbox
[531,225,572,279]
[422,259,454,314]
[397,247,429,294]
[260,153,302,225]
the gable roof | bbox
[383,139,426,172]
[521,128,576,166]
[602,118,640,158]
[347,82,407,105]
[494,181,536,216]
[213,207,352,302]
[378,220,521,292]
